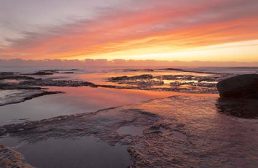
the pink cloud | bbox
[1,0,258,59]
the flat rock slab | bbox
[0,89,61,106]
[1,95,258,168]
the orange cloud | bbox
[1,0,258,61]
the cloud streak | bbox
[1,0,258,61]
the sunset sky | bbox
[0,0,258,62]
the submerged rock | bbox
[217,74,258,98]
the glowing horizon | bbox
[0,0,258,62]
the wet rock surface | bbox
[20,78,96,87]
[0,71,96,89]
[217,98,258,118]
[159,68,222,74]
[0,95,257,168]
[217,74,258,98]
[109,74,154,81]
[0,89,62,106]
[0,70,95,106]
[28,70,56,76]
[108,73,227,93]
[1,68,257,168]
[0,144,33,168]
[0,72,34,81]
[24,69,79,76]
[0,68,227,103]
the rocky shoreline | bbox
[0,69,228,108]
[0,70,96,106]
[1,69,257,168]
[0,95,257,167]
[108,73,229,94]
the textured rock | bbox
[0,144,33,168]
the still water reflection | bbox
[0,86,173,125]
[0,135,130,168]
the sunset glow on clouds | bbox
[0,0,258,61]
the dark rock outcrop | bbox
[217,74,258,98]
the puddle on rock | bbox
[0,136,131,168]
[0,87,173,126]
